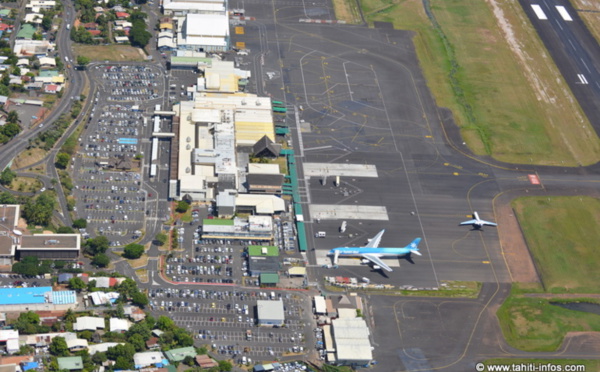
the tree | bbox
[76,55,90,65]
[55,152,70,169]
[91,352,107,364]
[123,243,144,259]
[154,232,167,246]
[91,253,110,267]
[7,110,18,123]
[68,277,86,291]
[131,291,148,307]
[156,315,174,331]
[49,336,68,356]
[182,356,195,366]
[128,333,146,352]
[114,356,133,370]
[0,191,16,204]
[175,200,189,213]
[84,236,109,255]
[57,226,74,233]
[22,193,56,226]
[73,218,87,228]
[14,311,40,334]
[218,360,233,372]
[106,343,135,361]
[41,14,52,31]
[129,19,151,48]
[0,168,16,186]
[2,122,21,138]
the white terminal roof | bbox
[163,0,225,13]
[236,194,285,214]
[184,13,229,38]
[257,299,285,321]
[248,215,272,232]
[248,163,280,174]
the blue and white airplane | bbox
[328,230,422,272]
[459,211,497,229]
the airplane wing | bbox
[459,219,478,226]
[364,230,385,248]
[480,220,497,227]
[361,254,392,272]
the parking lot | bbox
[148,287,310,362]
[71,64,166,245]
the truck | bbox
[315,231,326,238]
[246,329,252,340]
[66,24,70,30]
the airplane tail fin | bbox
[408,238,422,256]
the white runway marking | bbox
[555,6,573,21]
[309,204,389,220]
[303,163,378,177]
[531,4,548,20]
[577,74,588,85]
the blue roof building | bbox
[0,286,77,311]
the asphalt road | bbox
[519,0,600,131]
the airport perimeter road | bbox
[519,0,600,130]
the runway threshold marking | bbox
[531,4,548,20]
[555,6,573,21]
[528,174,541,185]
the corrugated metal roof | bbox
[259,273,279,284]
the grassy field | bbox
[512,196,600,293]
[11,148,48,170]
[484,358,600,370]
[497,291,600,351]
[7,177,42,193]
[356,0,600,165]
[72,44,146,62]
[331,0,362,23]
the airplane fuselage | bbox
[329,247,413,258]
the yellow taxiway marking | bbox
[235,27,245,34]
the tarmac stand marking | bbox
[528,174,541,185]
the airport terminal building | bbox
[0,205,81,270]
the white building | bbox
[257,300,285,326]
[109,318,132,332]
[133,351,165,369]
[177,13,229,52]
[73,316,105,331]
[332,317,373,366]
[162,0,226,16]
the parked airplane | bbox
[328,230,421,272]
[459,211,497,229]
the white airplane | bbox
[459,211,497,229]
[328,230,422,272]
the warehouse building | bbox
[0,287,77,312]
[331,317,373,366]
[177,13,229,52]
[256,300,285,326]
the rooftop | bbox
[248,245,278,257]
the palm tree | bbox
[7,111,19,124]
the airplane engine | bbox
[361,259,370,264]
